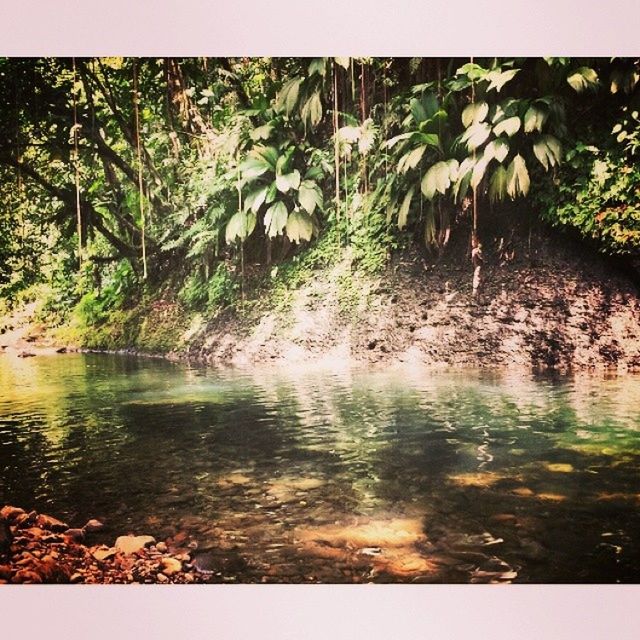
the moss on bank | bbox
[51,297,193,355]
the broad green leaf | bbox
[386,197,397,224]
[456,62,487,82]
[506,154,530,198]
[567,67,600,93]
[417,132,440,147]
[264,201,289,237]
[301,92,323,130]
[337,126,361,143]
[385,132,413,148]
[286,209,314,243]
[334,57,350,69]
[308,58,327,76]
[276,169,301,193]
[446,158,460,182]
[533,134,562,171]
[461,122,491,151]
[309,92,323,127]
[421,161,452,200]
[251,145,279,170]
[275,146,294,174]
[298,180,323,214]
[304,166,323,181]
[397,186,415,230]
[275,77,303,115]
[240,156,270,180]
[461,101,489,128]
[411,97,428,124]
[489,165,508,202]
[487,68,520,92]
[250,124,273,141]
[524,105,547,133]
[265,182,278,204]
[244,185,269,214]
[493,116,521,137]
[485,138,509,163]
[397,145,426,174]
[422,92,439,119]
[471,157,489,189]
[358,118,377,155]
[225,210,257,244]
[453,157,475,202]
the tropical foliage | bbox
[0,57,638,318]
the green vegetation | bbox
[1,57,639,349]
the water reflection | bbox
[1,352,639,582]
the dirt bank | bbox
[3,220,639,373]
[184,224,640,372]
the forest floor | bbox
[2,220,640,372]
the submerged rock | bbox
[115,535,156,555]
[0,506,26,522]
[92,546,117,562]
[160,557,182,575]
[83,519,105,533]
[36,513,68,532]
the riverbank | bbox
[3,224,640,372]
[0,505,207,584]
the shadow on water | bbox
[1,353,639,582]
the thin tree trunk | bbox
[72,58,83,268]
[133,60,148,280]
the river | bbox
[1,352,639,582]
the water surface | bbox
[1,352,639,582]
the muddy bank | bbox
[3,224,640,373]
[0,505,207,584]
[184,227,640,372]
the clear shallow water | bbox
[1,352,639,583]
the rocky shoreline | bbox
[0,505,208,585]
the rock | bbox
[83,518,105,533]
[160,557,182,576]
[14,511,37,528]
[157,572,168,583]
[0,506,26,522]
[70,572,84,584]
[17,351,36,358]
[512,487,535,497]
[55,347,67,353]
[0,564,12,580]
[65,528,85,543]
[156,542,168,553]
[36,513,68,532]
[36,556,71,583]
[545,463,574,473]
[92,546,117,562]
[115,535,156,555]
[23,527,45,539]
[13,569,43,584]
